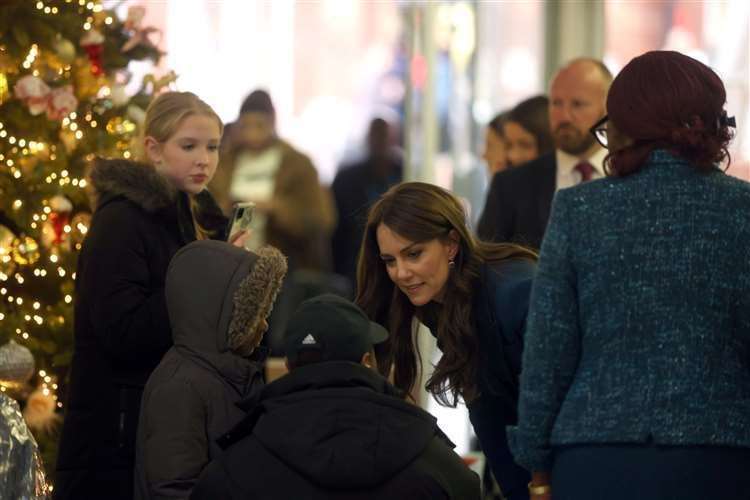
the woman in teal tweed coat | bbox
[509,50,750,500]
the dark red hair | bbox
[605,50,733,176]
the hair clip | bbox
[719,112,737,128]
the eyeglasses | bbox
[590,115,609,149]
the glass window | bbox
[604,0,750,180]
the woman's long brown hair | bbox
[355,182,535,406]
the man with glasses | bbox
[478,58,613,249]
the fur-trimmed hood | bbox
[87,157,177,213]
[165,240,287,393]
[87,157,228,240]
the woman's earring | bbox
[448,258,455,269]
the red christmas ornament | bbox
[83,44,104,76]
[80,29,105,76]
[48,195,73,245]
[48,211,71,244]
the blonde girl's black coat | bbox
[54,159,227,500]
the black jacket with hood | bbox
[134,240,287,499]
[55,159,227,500]
[190,361,480,500]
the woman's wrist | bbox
[528,482,551,495]
[529,471,551,495]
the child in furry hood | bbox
[133,239,287,500]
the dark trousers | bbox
[551,443,750,500]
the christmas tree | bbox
[0,0,170,481]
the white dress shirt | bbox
[555,147,608,191]
[229,146,282,250]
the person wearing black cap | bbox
[190,294,480,500]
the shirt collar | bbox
[556,146,608,176]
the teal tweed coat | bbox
[508,150,750,471]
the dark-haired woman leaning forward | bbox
[357,182,537,500]
[509,50,750,500]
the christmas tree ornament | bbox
[72,57,105,101]
[0,340,35,388]
[0,224,17,276]
[79,29,105,76]
[53,35,76,64]
[13,75,51,116]
[23,386,61,433]
[11,236,40,266]
[47,195,73,245]
[46,85,78,120]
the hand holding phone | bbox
[227,202,255,245]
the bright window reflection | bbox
[605,0,750,179]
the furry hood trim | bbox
[228,245,288,355]
[166,240,287,390]
[87,157,177,212]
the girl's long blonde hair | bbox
[139,91,223,239]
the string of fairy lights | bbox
[0,0,150,411]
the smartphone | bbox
[227,202,255,240]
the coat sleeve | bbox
[84,202,172,362]
[496,260,536,378]
[477,171,514,243]
[143,378,209,499]
[414,435,481,499]
[507,189,582,472]
[189,460,234,500]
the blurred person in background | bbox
[356,182,537,500]
[210,89,335,273]
[453,111,508,229]
[211,89,337,353]
[191,294,480,499]
[482,112,509,176]
[478,59,612,249]
[331,117,403,291]
[503,96,554,168]
[509,50,750,500]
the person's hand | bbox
[228,229,250,248]
[529,471,552,500]
[530,490,551,500]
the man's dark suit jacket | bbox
[477,153,556,250]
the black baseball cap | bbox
[283,294,389,365]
